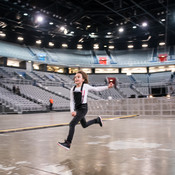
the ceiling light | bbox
[107,32,112,35]
[128,45,134,48]
[132,26,137,29]
[159,42,165,46]
[77,44,83,49]
[108,45,114,49]
[87,25,91,28]
[17,36,24,41]
[36,40,42,44]
[49,22,54,25]
[161,18,165,22]
[93,44,99,49]
[36,15,44,23]
[118,27,124,33]
[142,22,148,27]
[0,32,6,37]
[104,45,107,48]
[142,44,148,48]
[60,26,65,31]
[49,42,54,47]
[62,43,68,48]
[23,13,28,16]
[64,29,68,34]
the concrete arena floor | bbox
[0,112,175,175]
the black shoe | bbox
[57,140,71,150]
[97,116,103,127]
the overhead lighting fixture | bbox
[36,15,44,23]
[128,45,134,48]
[60,26,65,31]
[104,45,107,48]
[132,26,137,29]
[118,27,124,33]
[142,44,148,48]
[49,22,54,25]
[36,40,42,44]
[87,25,91,28]
[159,42,165,46]
[142,22,148,27]
[77,44,83,49]
[107,32,112,35]
[62,43,68,48]
[89,33,98,38]
[108,45,114,49]
[17,36,24,41]
[93,44,99,49]
[64,29,68,34]
[49,42,54,47]
[161,18,165,22]
[0,32,6,37]
[23,13,28,16]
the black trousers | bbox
[67,104,97,143]
[49,103,53,110]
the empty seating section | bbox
[0,66,174,113]
[133,74,148,83]
[98,88,123,99]
[0,41,34,60]
[137,87,149,96]
[4,84,70,110]
[1,41,175,67]
[110,49,153,66]
[46,86,70,99]
[45,49,94,66]
[121,87,138,97]
[115,74,131,84]
[149,72,171,83]
[88,74,107,85]
[0,86,44,113]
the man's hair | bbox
[76,70,89,84]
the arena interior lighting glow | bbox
[118,27,124,33]
[93,44,99,49]
[36,40,42,44]
[77,44,83,49]
[49,42,54,46]
[60,26,65,31]
[23,13,28,16]
[142,44,148,48]
[36,15,44,23]
[62,43,68,48]
[159,42,165,46]
[142,22,148,27]
[17,36,24,41]
[128,45,134,48]
[0,32,6,37]
[108,45,114,49]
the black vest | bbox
[73,83,85,110]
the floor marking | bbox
[0,114,138,134]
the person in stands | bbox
[49,98,53,111]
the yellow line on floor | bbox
[0,114,138,134]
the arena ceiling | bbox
[0,0,175,50]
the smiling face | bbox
[74,73,85,86]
